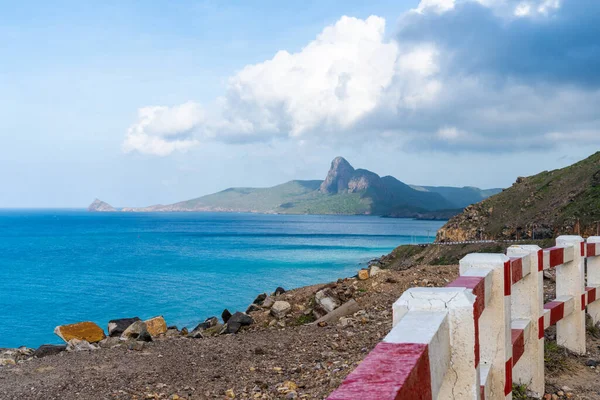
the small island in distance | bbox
[89,157,501,219]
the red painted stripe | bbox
[504,260,511,296]
[588,243,598,257]
[504,358,513,396]
[510,257,523,285]
[547,247,564,268]
[544,301,565,325]
[538,249,543,271]
[327,343,432,400]
[538,316,544,339]
[581,242,585,256]
[480,385,485,400]
[447,276,485,367]
[582,294,587,310]
[586,287,597,304]
[511,329,525,367]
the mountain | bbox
[436,151,600,242]
[409,185,503,208]
[88,199,116,212]
[101,157,499,216]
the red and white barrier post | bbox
[459,254,512,399]
[587,236,600,324]
[555,236,586,354]
[506,245,544,397]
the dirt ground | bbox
[1,264,599,399]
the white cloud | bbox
[122,102,203,156]
[123,0,599,156]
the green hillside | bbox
[437,151,600,241]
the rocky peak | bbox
[88,199,116,212]
[319,157,356,194]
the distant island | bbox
[89,157,501,218]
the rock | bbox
[315,289,340,314]
[165,328,181,337]
[313,299,361,326]
[127,341,146,351]
[222,312,254,334]
[222,309,232,323]
[586,359,598,367]
[357,269,369,280]
[121,321,153,342]
[225,389,235,398]
[193,316,218,332]
[181,327,188,335]
[253,293,267,305]
[33,344,66,358]
[108,317,141,337]
[144,316,167,336]
[66,339,98,352]
[368,265,381,277]
[202,324,223,337]
[54,321,106,343]
[188,330,204,339]
[99,337,124,348]
[270,301,292,318]
[274,287,286,296]
[246,304,261,314]
[262,297,275,308]
[0,357,15,366]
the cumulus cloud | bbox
[123,0,600,156]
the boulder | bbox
[188,329,204,339]
[222,309,232,323]
[313,299,361,326]
[54,321,106,343]
[357,269,369,280]
[66,339,98,352]
[144,316,167,336]
[222,312,254,334]
[108,317,141,337]
[127,341,145,351]
[99,337,124,348]
[121,321,153,342]
[33,344,66,358]
[253,293,267,305]
[262,296,275,308]
[274,287,286,296]
[193,316,218,332]
[165,328,181,337]
[246,304,261,314]
[270,301,292,319]
[368,265,381,277]
[315,289,340,314]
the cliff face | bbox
[436,152,600,242]
[88,199,116,212]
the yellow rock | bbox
[54,321,105,343]
[144,316,167,336]
[283,381,298,391]
[225,389,235,398]
[357,269,369,280]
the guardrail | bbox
[328,235,600,399]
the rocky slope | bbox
[436,151,600,242]
[111,157,498,216]
[87,199,116,212]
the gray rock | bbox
[270,301,292,319]
[121,321,153,342]
[127,341,146,351]
[66,339,98,352]
[274,287,286,296]
[262,296,275,308]
[222,309,232,323]
[165,328,181,337]
[253,293,267,305]
[221,312,254,334]
[99,337,124,348]
[315,288,340,314]
[33,344,66,358]
[108,317,141,337]
[246,304,261,314]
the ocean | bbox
[0,210,444,348]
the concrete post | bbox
[393,287,480,399]
[460,254,512,400]
[507,245,544,398]
[587,236,600,324]
[556,235,586,354]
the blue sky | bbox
[1,0,598,207]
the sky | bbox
[1,0,599,208]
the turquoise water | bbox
[0,210,444,348]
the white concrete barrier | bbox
[329,236,600,400]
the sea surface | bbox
[0,210,444,348]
